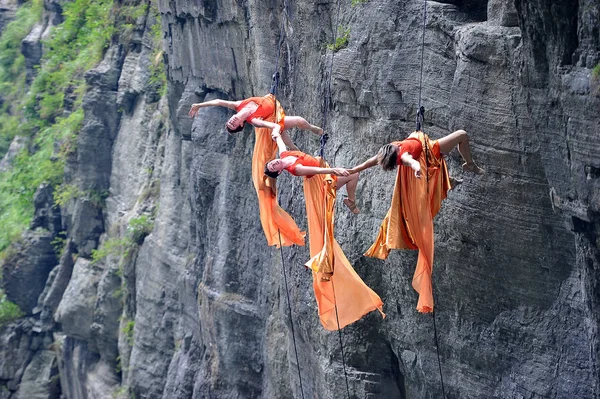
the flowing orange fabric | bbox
[303,158,385,330]
[251,94,305,247]
[365,131,451,313]
[238,95,285,129]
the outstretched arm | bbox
[349,155,378,174]
[400,152,422,178]
[189,99,241,117]
[294,165,350,177]
[271,132,288,155]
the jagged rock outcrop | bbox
[0,0,598,398]
[0,0,17,32]
[2,231,57,315]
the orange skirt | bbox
[365,132,450,313]
[250,97,305,247]
[304,159,384,330]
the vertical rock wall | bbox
[0,0,598,398]
[157,0,599,397]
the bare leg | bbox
[437,130,484,174]
[283,116,323,136]
[281,131,299,151]
[336,173,360,214]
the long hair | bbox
[377,143,399,171]
[264,164,280,179]
[226,123,245,134]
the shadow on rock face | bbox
[435,0,488,21]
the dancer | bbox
[350,130,484,313]
[267,131,383,329]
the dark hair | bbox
[226,122,245,134]
[377,144,399,171]
[264,164,280,179]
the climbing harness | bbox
[415,0,446,396]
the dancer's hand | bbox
[189,104,202,118]
[331,168,350,176]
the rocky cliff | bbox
[0,0,598,398]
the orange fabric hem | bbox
[304,159,384,330]
[365,131,450,313]
[250,98,304,247]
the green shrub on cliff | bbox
[0,292,24,325]
[0,0,114,254]
[326,26,350,52]
[0,0,43,156]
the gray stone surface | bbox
[0,136,27,173]
[14,349,60,399]
[1,0,599,398]
[2,231,57,315]
[0,0,17,32]
[21,22,44,83]
[54,258,102,341]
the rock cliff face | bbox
[0,0,598,398]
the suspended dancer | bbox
[350,129,484,313]
[189,94,323,247]
[266,131,384,330]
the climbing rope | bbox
[319,0,351,396]
[271,0,291,96]
[319,0,343,159]
[415,0,446,396]
[415,0,427,132]
[432,307,446,397]
[331,279,351,399]
[278,232,306,399]
[270,3,306,398]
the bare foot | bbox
[343,198,360,214]
[462,162,485,175]
[449,176,463,190]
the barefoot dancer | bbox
[350,130,484,313]
[265,132,384,329]
[189,94,323,247]
[189,94,323,150]
[265,135,360,214]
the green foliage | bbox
[326,26,350,52]
[91,215,154,264]
[0,0,43,155]
[351,0,368,5]
[0,293,24,325]
[0,109,84,253]
[148,6,166,97]
[0,0,114,253]
[127,215,154,244]
[592,64,600,79]
[91,237,132,264]
[54,184,84,207]
[122,319,135,346]
[120,3,148,22]
[54,182,108,208]
[114,355,124,375]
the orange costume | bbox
[249,94,305,247]
[237,96,285,130]
[365,132,451,313]
[283,150,385,330]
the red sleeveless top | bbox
[237,96,272,121]
[281,150,320,178]
[392,138,422,164]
